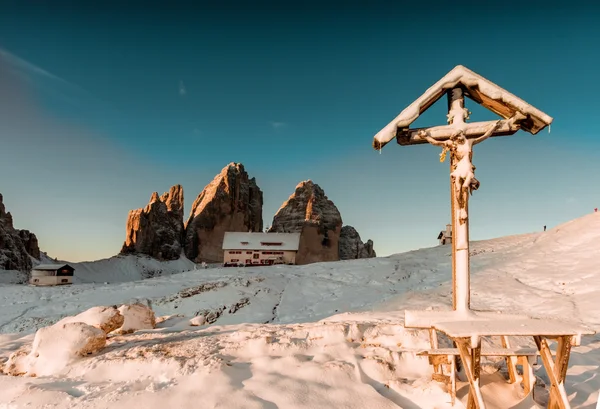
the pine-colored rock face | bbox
[184,163,263,263]
[269,181,343,265]
[120,185,185,261]
[0,193,40,272]
[339,225,376,260]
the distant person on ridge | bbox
[543,225,546,231]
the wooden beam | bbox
[534,336,571,409]
[450,354,457,406]
[396,119,521,146]
[429,328,442,374]
[555,336,572,385]
[501,335,520,384]
[457,337,486,409]
[551,336,573,409]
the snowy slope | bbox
[0,253,200,285]
[69,254,199,283]
[0,213,598,408]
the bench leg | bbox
[501,335,520,384]
[457,337,486,409]
[519,355,536,396]
[429,328,441,374]
[551,336,572,409]
[534,336,571,409]
[450,354,456,406]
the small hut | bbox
[30,264,75,286]
[222,232,301,267]
[437,224,452,245]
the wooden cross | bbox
[372,65,553,312]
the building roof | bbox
[373,65,553,150]
[33,263,74,271]
[222,232,301,251]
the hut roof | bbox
[33,264,74,271]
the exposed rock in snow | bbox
[184,163,263,263]
[269,181,342,264]
[120,185,185,261]
[5,322,106,377]
[115,303,156,334]
[55,306,124,334]
[2,344,31,376]
[189,315,206,326]
[0,193,41,273]
[339,226,376,260]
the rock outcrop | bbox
[184,163,263,263]
[5,322,106,377]
[363,239,376,258]
[120,185,185,261]
[115,303,156,334]
[55,306,125,334]
[0,193,40,272]
[339,225,376,260]
[269,181,342,265]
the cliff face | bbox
[0,193,41,272]
[118,166,375,266]
[184,163,263,263]
[339,226,376,260]
[269,181,342,265]
[120,185,185,261]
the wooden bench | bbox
[405,310,595,408]
[417,343,539,405]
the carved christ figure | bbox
[417,120,501,223]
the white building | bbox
[30,264,75,286]
[438,224,452,245]
[222,232,301,266]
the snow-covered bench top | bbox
[404,309,595,346]
[404,309,529,329]
[433,319,595,340]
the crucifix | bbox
[372,68,599,409]
[372,65,553,313]
[416,88,526,312]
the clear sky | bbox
[1,0,599,262]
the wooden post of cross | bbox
[416,87,517,312]
[372,65,553,313]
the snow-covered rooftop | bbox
[372,65,554,150]
[222,232,301,251]
[32,264,73,271]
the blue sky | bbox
[1,1,599,262]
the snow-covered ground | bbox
[0,213,598,408]
[0,253,202,285]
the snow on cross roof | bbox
[33,264,73,271]
[372,65,554,150]
[222,232,301,251]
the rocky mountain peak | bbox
[269,180,342,234]
[268,181,342,264]
[120,184,185,261]
[0,193,41,272]
[339,225,376,260]
[184,163,263,262]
